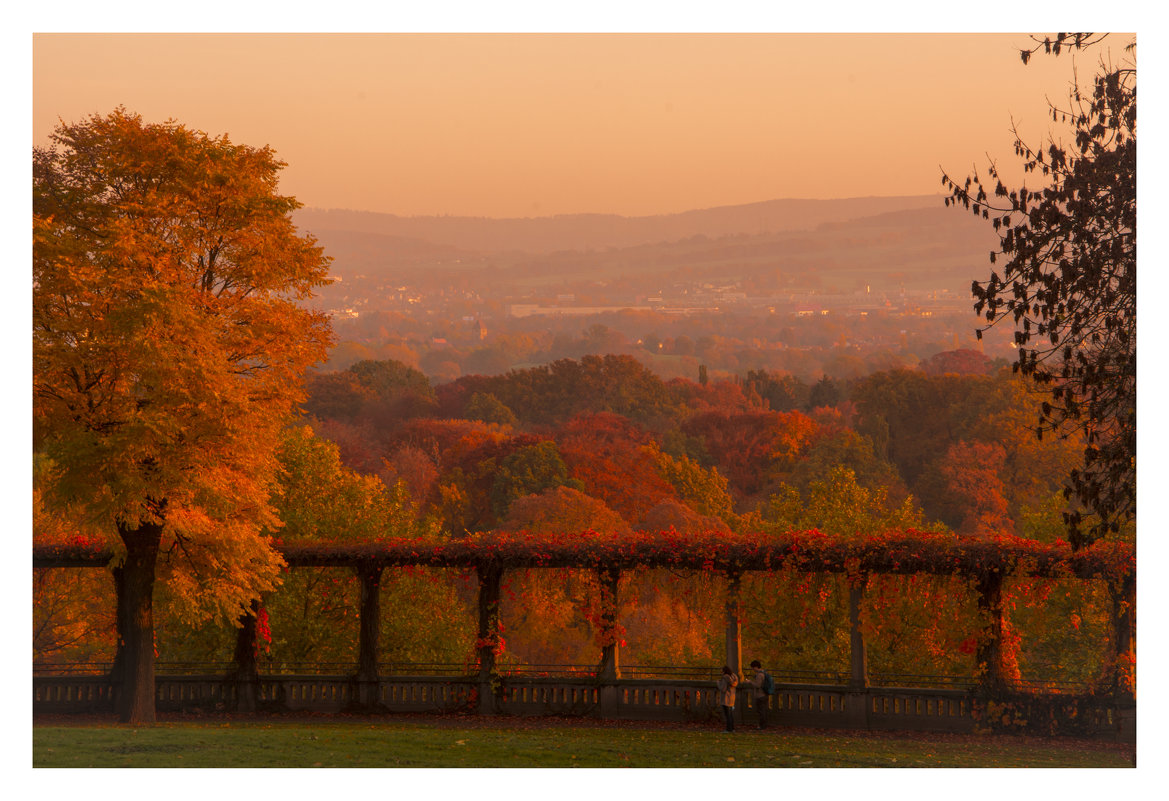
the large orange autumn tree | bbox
[33,109,333,722]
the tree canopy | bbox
[942,34,1136,546]
[33,109,333,720]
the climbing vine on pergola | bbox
[35,528,1135,708]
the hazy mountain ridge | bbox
[294,195,945,256]
[301,199,996,295]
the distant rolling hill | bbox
[295,196,996,295]
[294,195,947,255]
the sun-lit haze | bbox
[32,32,1103,218]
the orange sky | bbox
[32,32,1123,218]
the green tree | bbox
[33,109,333,721]
[490,440,579,520]
[464,391,518,427]
[744,370,809,413]
[787,429,905,500]
[759,466,931,539]
[807,375,841,409]
[655,451,736,525]
[255,427,448,666]
[943,33,1135,546]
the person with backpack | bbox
[745,659,773,729]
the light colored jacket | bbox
[717,673,738,707]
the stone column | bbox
[232,600,261,713]
[845,578,870,729]
[476,564,504,714]
[724,571,742,676]
[355,565,383,708]
[848,580,869,690]
[596,567,622,681]
[596,567,621,718]
[724,571,744,726]
[1110,572,1136,741]
[1110,572,1136,699]
[975,570,1007,692]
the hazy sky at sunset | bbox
[31,30,1124,219]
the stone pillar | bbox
[724,571,743,725]
[596,567,621,718]
[232,600,261,713]
[108,565,126,687]
[355,565,383,708]
[845,578,870,729]
[596,567,621,682]
[476,564,504,715]
[975,570,1007,692]
[1110,572,1136,700]
[848,580,869,690]
[724,571,742,675]
[1110,572,1136,741]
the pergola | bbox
[34,528,1136,719]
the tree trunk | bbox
[115,519,163,723]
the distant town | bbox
[293,198,1009,381]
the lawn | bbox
[32,714,1135,768]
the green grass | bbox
[33,716,1134,768]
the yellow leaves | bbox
[34,109,336,619]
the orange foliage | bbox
[557,413,676,522]
[498,486,632,537]
[682,409,825,497]
[938,441,1015,536]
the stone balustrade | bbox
[31,671,1132,741]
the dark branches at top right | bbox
[942,33,1136,548]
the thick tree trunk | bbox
[115,520,163,724]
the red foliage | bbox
[682,409,825,496]
[557,412,676,521]
[665,377,764,413]
[938,441,1014,536]
[248,528,1133,588]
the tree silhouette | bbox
[942,34,1135,546]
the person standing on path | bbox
[716,665,739,732]
[744,659,769,729]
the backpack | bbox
[762,670,775,695]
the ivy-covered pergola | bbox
[34,528,1136,721]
